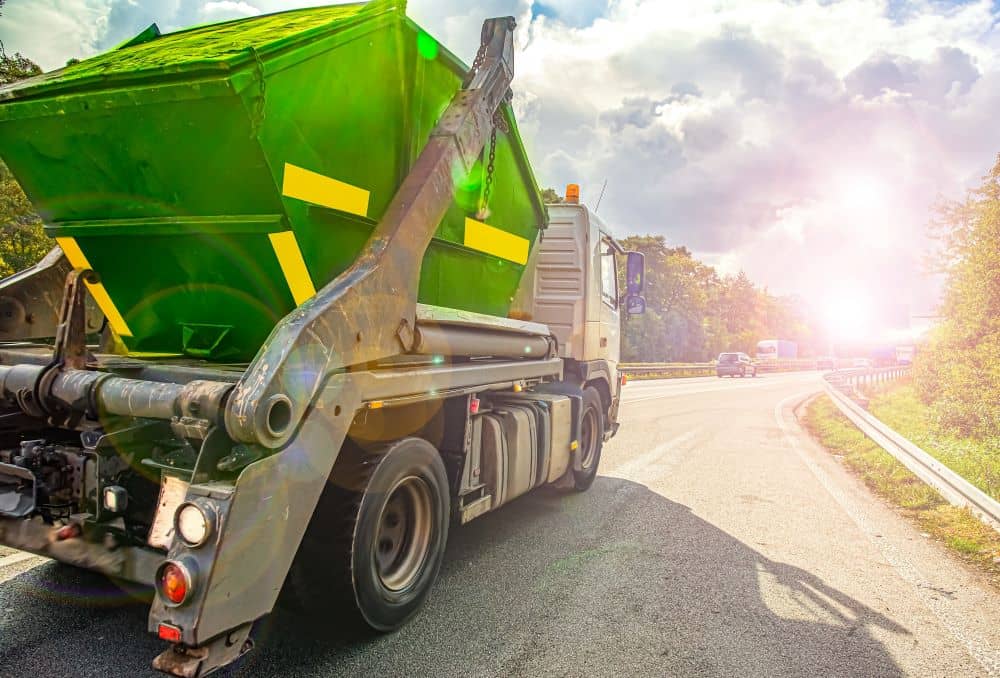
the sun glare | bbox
[839,174,887,212]
[823,287,874,342]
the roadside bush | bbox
[917,155,1000,440]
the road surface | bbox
[2,372,999,677]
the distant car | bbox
[816,356,836,370]
[852,358,873,369]
[717,352,757,378]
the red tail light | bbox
[54,523,81,541]
[158,623,183,643]
[158,561,191,606]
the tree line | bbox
[0,49,48,277]
[618,235,816,363]
[913,156,1000,441]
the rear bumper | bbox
[716,367,746,375]
[0,516,161,585]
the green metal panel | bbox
[0,1,546,361]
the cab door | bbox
[596,232,621,364]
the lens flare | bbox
[823,285,874,342]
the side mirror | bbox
[625,295,646,316]
[626,251,645,296]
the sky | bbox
[3,0,1000,338]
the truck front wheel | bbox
[289,438,450,632]
[573,387,605,491]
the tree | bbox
[541,187,563,204]
[0,52,41,84]
[618,235,820,363]
[0,50,49,277]
[914,155,1000,439]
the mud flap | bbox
[0,462,36,518]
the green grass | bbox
[626,368,715,380]
[803,395,1000,584]
[867,381,1000,501]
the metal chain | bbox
[479,125,498,218]
[471,40,488,74]
[470,34,511,217]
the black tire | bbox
[573,387,605,491]
[287,438,450,632]
[739,368,746,377]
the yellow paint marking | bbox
[463,218,529,265]
[269,231,317,306]
[54,237,133,337]
[282,163,370,217]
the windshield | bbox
[719,353,739,363]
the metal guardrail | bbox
[824,367,1000,532]
[622,359,819,376]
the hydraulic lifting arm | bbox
[224,17,518,448]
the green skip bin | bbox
[0,0,546,361]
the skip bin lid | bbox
[0,2,398,101]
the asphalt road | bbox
[2,371,999,677]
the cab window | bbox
[600,237,618,309]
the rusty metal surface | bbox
[149,373,363,645]
[150,623,252,678]
[49,268,97,371]
[225,17,518,448]
[0,346,247,385]
[0,363,232,425]
[0,515,160,584]
[411,324,554,359]
[0,248,103,341]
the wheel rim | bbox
[579,407,599,470]
[375,476,434,592]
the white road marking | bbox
[604,429,700,480]
[774,392,1000,677]
[0,551,42,569]
[0,551,47,584]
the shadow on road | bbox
[0,477,907,677]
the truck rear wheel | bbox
[573,387,604,491]
[288,437,450,632]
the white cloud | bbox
[1,0,111,69]
[200,1,261,20]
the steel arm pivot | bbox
[0,247,103,342]
[225,17,517,447]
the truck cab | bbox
[512,186,643,438]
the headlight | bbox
[175,501,214,547]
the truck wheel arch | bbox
[585,376,613,422]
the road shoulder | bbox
[780,394,1000,675]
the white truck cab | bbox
[512,186,646,435]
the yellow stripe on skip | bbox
[269,231,317,306]
[463,218,530,265]
[282,163,370,217]
[55,237,133,338]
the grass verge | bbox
[867,381,1000,501]
[802,395,1000,584]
